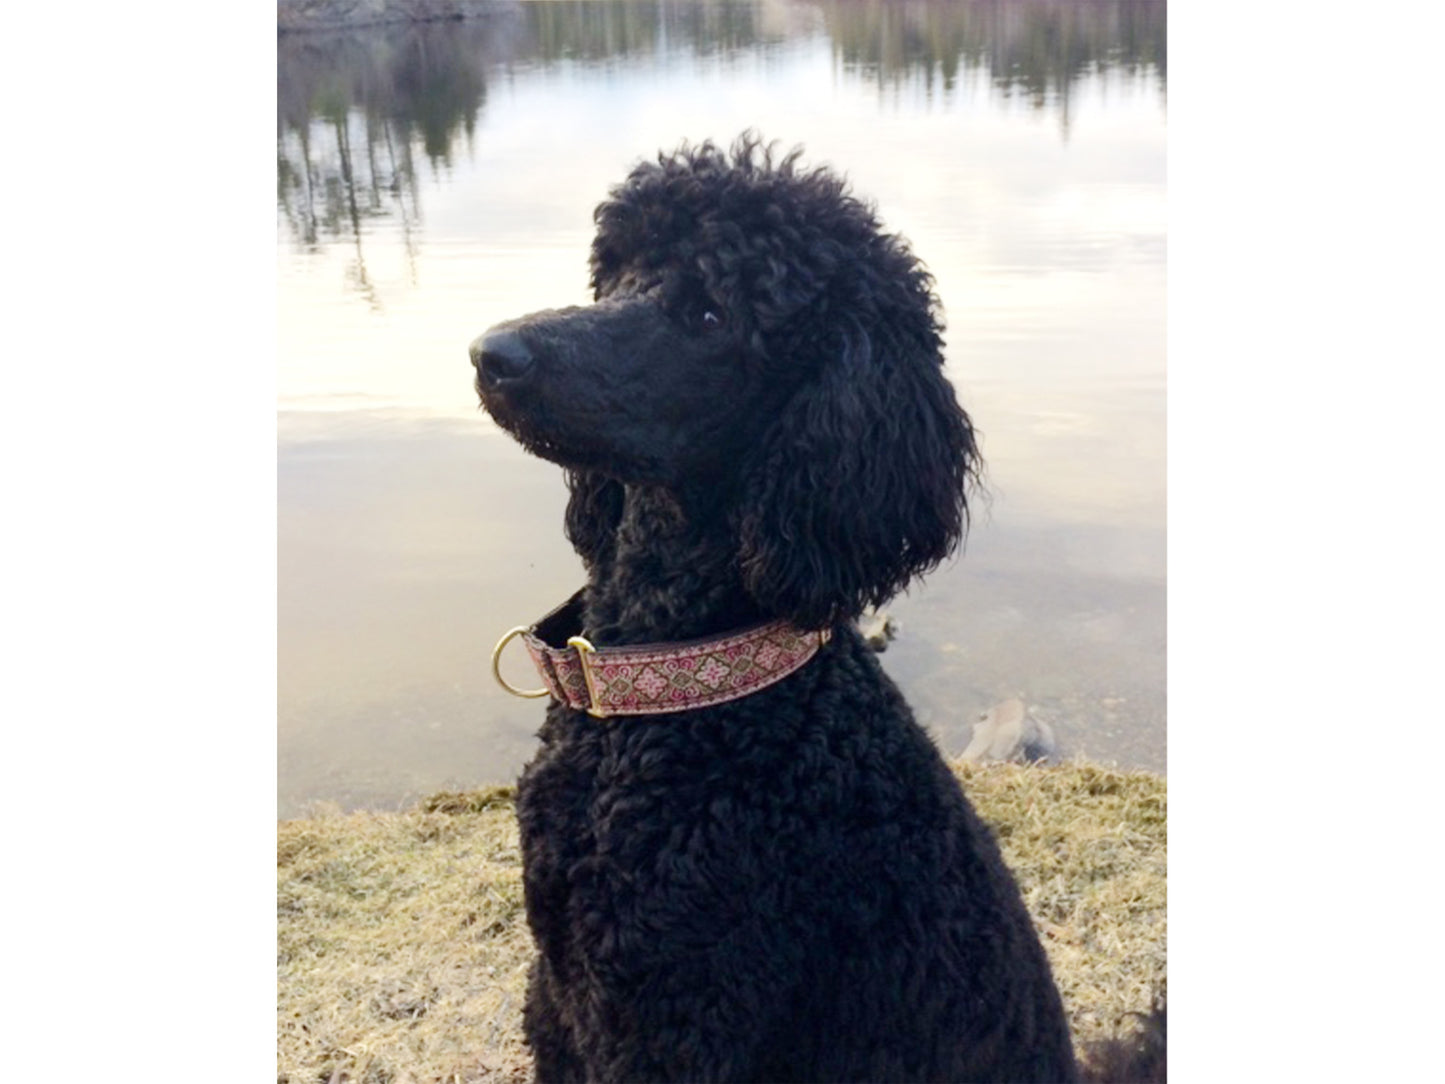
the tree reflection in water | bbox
[277,1,1165,301]
[278,17,511,306]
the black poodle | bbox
[471,136,1079,1083]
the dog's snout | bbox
[470,328,535,386]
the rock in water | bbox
[962,698,1058,763]
[856,609,896,652]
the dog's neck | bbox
[579,484,764,646]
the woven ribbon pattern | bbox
[521,620,829,717]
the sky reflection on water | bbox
[278,0,1167,817]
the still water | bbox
[277,0,1167,818]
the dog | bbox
[471,135,1083,1082]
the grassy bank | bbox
[278,761,1166,1084]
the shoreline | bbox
[278,0,514,34]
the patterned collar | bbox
[491,592,831,718]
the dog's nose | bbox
[470,328,534,386]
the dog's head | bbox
[472,135,980,628]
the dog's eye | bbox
[700,309,725,331]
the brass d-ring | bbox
[491,626,550,699]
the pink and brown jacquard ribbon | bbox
[491,592,830,718]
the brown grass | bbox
[278,762,1165,1083]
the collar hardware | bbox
[490,592,830,718]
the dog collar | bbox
[491,591,830,718]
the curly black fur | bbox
[471,135,1083,1083]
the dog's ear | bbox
[736,318,979,629]
[563,470,625,571]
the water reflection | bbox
[277,0,1166,267]
[824,0,1165,108]
[277,17,506,278]
[277,0,1167,816]
[524,0,790,58]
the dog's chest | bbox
[513,700,799,973]
[513,710,682,965]
[515,709,604,885]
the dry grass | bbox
[955,761,1168,1047]
[278,787,533,1083]
[278,763,1165,1083]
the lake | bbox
[277,0,1167,819]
